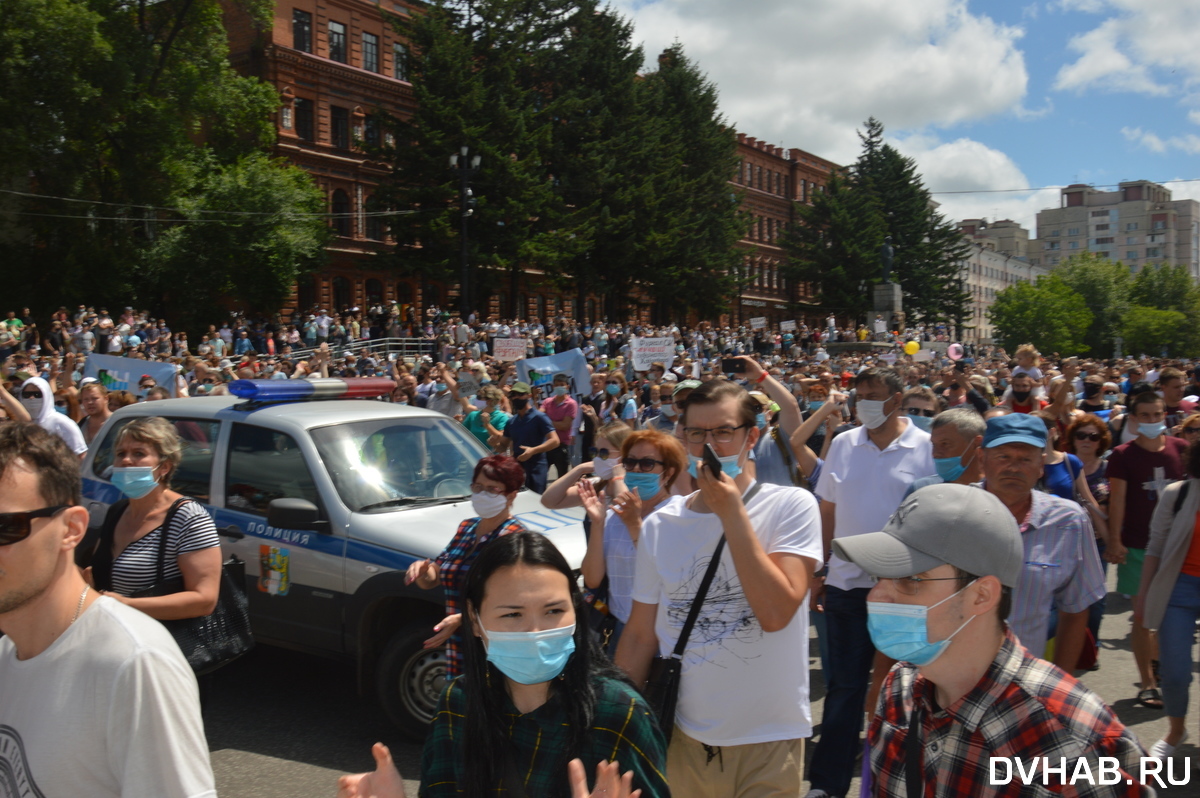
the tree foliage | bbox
[0,0,325,324]
[782,118,970,327]
[371,0,743,321]
[1121,306,1190,358]
[778,169,885,320]
[988,273,1093,355]
[1054,253,1131,357]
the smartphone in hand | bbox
[702,443,722,477]
[721,358,742,374]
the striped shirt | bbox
[976,485,1106,657]
[601,497,666,624]
[110,501,220,596]
[868,629,1144,797]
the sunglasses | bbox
[54,400,67,407]
[20,391,42,399]
[905,408,936,418]
[1073,431,1102,442]
[0,505,68,545]
[622,457,665,472]
[1182,427,1200,435]
[592,448,614,460]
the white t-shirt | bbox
[0,597,216,798]
[631,482,822,746]
[821,420,935,591]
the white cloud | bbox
[1188,110,1200,126]
[1122,126,1200,155]
[610,0,1029,164]
[1054,1,1200,96]
[891,134,1060,231]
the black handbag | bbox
[129,499,255,675]
[644,482,762,745]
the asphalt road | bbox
[207,569,1200,797]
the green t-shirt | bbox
[463,408,509,446]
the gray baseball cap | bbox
[832,483,1024,588]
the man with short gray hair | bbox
[905,407,986,497]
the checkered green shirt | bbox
[420,675,669,797]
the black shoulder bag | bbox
[125,499,255,674]
[644,482,762,744]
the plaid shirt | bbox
[868,629,1145,797]
[419,676,669,797]
[435,517,526,677]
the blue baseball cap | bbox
[984,414,1047,449]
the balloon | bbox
[948,343,964,361]
[904,341,920,356]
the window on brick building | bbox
[331,106,350,148]
[393,43,409,80]
[362,32,379,72]
[365,196,384,240]
[293,10,312,53]
[329,21,347,63]
[363,115,380,147]
[331,190,351,237]
[294,98,314,141]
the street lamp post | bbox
[450,146,482,318]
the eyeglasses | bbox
[682,423,751,445]
[622,457,665,472]
[1183,427,1200,435]
[0,506,68,546]
[54,400,67,407]
[470,482,508,496]
[591,447,614,460]
[905,408,936,418]
[1103,391,1118,396]
[20,391,41,399]
[871,575,963,596]
[1074,431,1103,442]
[606,381,621,386]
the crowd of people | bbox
[6,297,1200,797]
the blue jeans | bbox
[1159,572,1200,718]
[522,459,548,493]
[1087,539,1108,654]
[808,586,875,798]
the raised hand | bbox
[336,743,407,798]
[567,759,642,798]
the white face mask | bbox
[857,398,894,430]
[593,456,618,479]
[471,490,509,518]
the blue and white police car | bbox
[80,377,585,736]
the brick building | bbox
[223,0,422,316]
[730,134,838,328]
[224,1,841,325]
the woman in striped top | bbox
[89,417,222,621]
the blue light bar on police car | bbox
[228,378,395,403]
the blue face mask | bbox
[1139,421,1167,439]
[483,623,577,684]
[54,404,68,415]
[867,581,976,666]
[624,471,661,497]
[756,412,767,430]
[687,438,748,480]
[808,400,825,412]
[554,386,568,397]
[934,447,976,483]
[909,414,933,432]
[435,382,447,392]
[606,384,620,396]
[111,466,160,500]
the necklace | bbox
[71,585,90,625]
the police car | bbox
[80,378,586,737]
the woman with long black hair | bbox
[340,532,668,798]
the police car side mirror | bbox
[267,498,329,533]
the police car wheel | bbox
[377,624,448,739]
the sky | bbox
[607,0,1200,234]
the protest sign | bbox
[84,354,179,397]
[517,348,590,395]
[492,337,528,361]
[749,316,767,330]
[780,320,797,331]
[631,337,676,371]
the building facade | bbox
[731,134,838,328]
[957,219,1047,344]
[224,2,842,325]
[1031,181,1200,279]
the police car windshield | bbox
[309,418,486,512]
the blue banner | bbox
[516,348,590,396]
[83,354,179,397]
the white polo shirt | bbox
[821,419,935,591]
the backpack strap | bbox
[1174,480,1191,516]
